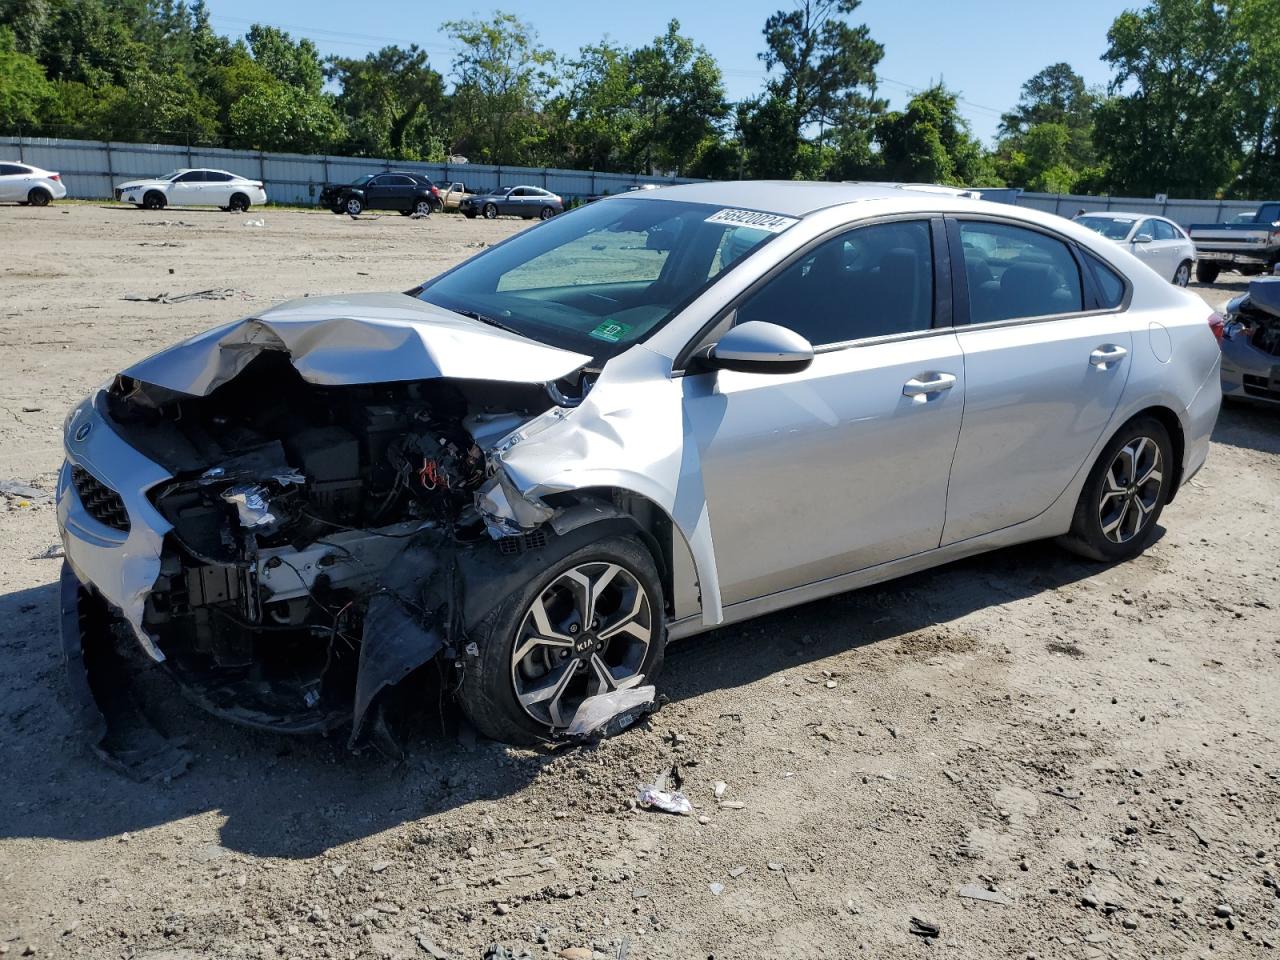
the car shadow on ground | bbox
[1212,401,1280,455]
[0,533,1117,859]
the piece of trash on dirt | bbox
[728,865,747,878]
[242,218,265,227]
[958,883,1014,906]
[464,240,487,248]
[122,288,248,304]
[1046,785,1083,800]
[368,859,391,873]
[709,882,725,896]
[1,479,50,501]
[556,949,593,960]
[713,781,727,799]
[31,543,64,560]
[484,945,532,960]
[21,405,42,412]
[411,212,430,220]
[637,783,692,816]
[563,684,656,740]
[719,800,745,810]
[909,916,941,938]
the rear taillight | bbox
[50,173,61,181]
[1208,311,1225,343]
[431,186,440,196]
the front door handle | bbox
[1089,344,1128,367]
[903,372,957,397]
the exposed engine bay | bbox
[94,351,584,748]
[1227,278,1280,357]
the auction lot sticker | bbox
[704,208,799,233]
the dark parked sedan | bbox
[459,185,563,220]
[320,172,441,216]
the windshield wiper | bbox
[452,308,524,338]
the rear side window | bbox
[1258,204,1280,223]
[958,222,1084,323]
[736,220,935,346]
[1085,252,1126,308]
[1153,219,1177,241]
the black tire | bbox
[344,196,364,216]
[539,206,555,220]
[228,193,250,213]
[1173,260,1191,287]
[458,534,666,745]
[27,187,51,207]
[464,210,476,219]
[413,198,433,217]
[1195,261,1220,284]
[399,209,412,216]
[143,191,166,211]
[1059,415,1173,563]
[482,202,498,219]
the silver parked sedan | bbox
[1074,212,1198,287]
[58,182,1222,765]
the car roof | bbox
[624,180,995,218]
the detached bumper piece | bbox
[60,563,192,781]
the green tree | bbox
[246,24,324,95]
[327,45,446,159]
[0,24,55,126]
[544,40,640,171]
[875,83,998,186]
[228,82,344,152]
[742,0,884,178]
[0,0,47,54]
[1227,0,1280,197]
[628,20,728,175]
[995,62,1098,191]
[444,11,555,164]
[1094,0,1238,197]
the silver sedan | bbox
[58,182,1222,761]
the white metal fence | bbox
[0,136,702,205]
[2,136,1269,226]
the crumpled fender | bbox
[493,349,723,627]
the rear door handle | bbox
[903,372,957,397]
[1089,344,1128,367]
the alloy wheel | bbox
[483,203,497,219]
[1097,436,1163,544]
[345,197,363,215]
[415,200,432,216]
[509,561,654,729]
[1174,263,1190,286]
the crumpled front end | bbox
[57,298,599,774]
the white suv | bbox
[114,168,267,212]
[0,162,67,206]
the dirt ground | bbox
[1,204,1277,960]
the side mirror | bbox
[700,321,814,374]
[1133,233,1153,244]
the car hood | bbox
[116,179,170,191]
[121,292,593,396]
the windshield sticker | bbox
[704,208,799,233]
[589,320,632,343]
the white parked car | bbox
[0,162,67,206]
[114,168,267,212]
[1074,212,1197,287]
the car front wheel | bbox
[458,535,666,745]
[143,191,166,210]
[1060,415,1173,563]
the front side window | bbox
[736,220,935,346]
[417,198,785,359]
[959,221,1083,323]
[0,164,23,176]
[174,171,202,182]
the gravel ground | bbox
[0,204,1277,960]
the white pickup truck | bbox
[1188,202,1280,283]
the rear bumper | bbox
[1181,353,1223,486]
[1196,249,1274,266]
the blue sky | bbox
[204,0,1126,145]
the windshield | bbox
[155,170,183,181]
[416,197,789,359]
[351,175,374,186]
[1077,216,1135,240]
[1232,211,1257,223]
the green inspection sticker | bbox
[589,320,631,343]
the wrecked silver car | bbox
[58,182,1221,773]
[1220,276,1280,407]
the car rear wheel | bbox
[482,203,498,219]
[228,193,250,213]
[539,206,555,220]
[458,535,666,745]
[143,191,166,211]
[27,187,51,206]
[1195,261,1220,284]
[345,196,364,216]
[1173,261,1191,286]
[1060,415,1173,563]
[413,199,432,216]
